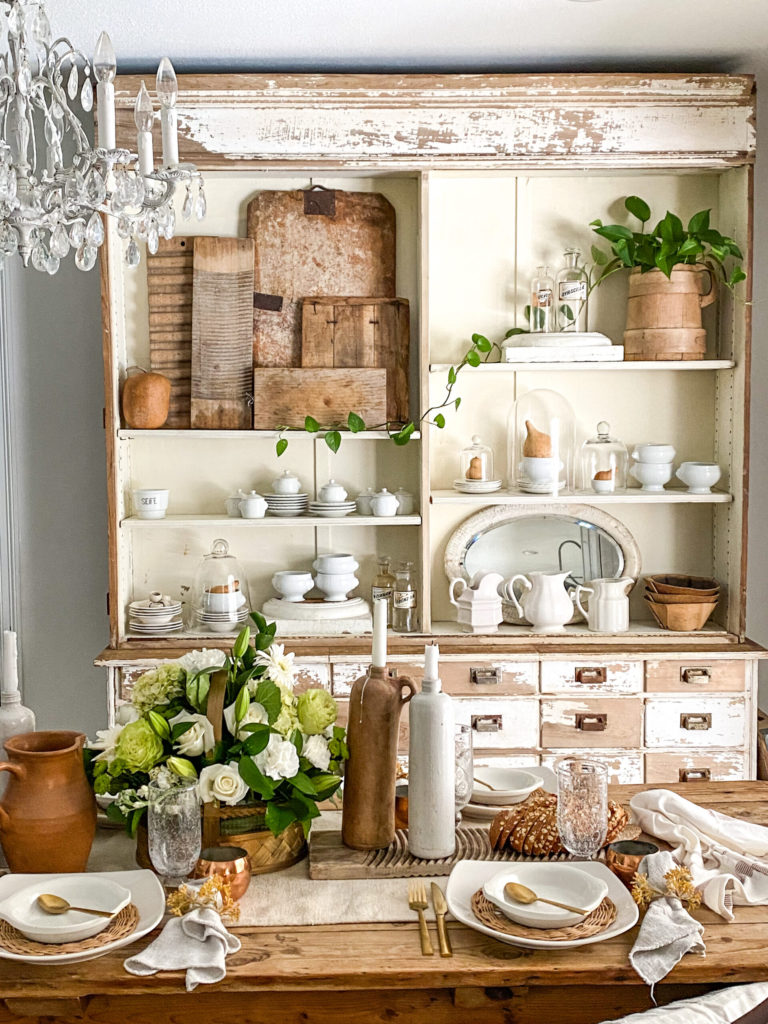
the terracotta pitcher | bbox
[0,731,96,872]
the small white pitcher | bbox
[574,577,634,633]
[449,572,504,634]
[501,570,574,632]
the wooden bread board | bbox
[191,237,255,429]
[252,368,386,429]
[301,297,410,423]
[248,189,396,367]
[147,236,194,428]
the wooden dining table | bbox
[0,781,766,1024]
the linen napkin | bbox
[630,789,768,920]
[124,907,241,992]
[628,850,705,991]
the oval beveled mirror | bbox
[444,504,641,625]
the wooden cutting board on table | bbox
[191,237,255,430]
[247,188,396,367]
[147,237,194,428]
[302,297,410,423]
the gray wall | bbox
[4,1,768,735]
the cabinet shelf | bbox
[429,361,735,373]
[430,489,732,506]
[118,429,421,441]
[429,621,731,640]
[121,514,422,528]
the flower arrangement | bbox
[631,864,702,912]
[85,612,348,839]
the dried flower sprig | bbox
[166,875,241,923]
[631,865,702,911]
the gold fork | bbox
[408,880,434,956]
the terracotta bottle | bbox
[342,598,415,850]
[0,731,96,872]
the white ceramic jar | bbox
[132,488,169,520]
[239,491,268,518]
[314,571,358,602]
[225,491,245,517]
[318,479,348,503]
[370,488,400,517]
[394,488,415,516]
[676,461,721,494]
[355,488,375,516]
[272,470,301,494]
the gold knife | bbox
[431,882,452,958]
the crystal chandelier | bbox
[0,0,205,274]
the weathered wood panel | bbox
[541,697,643,748]
[540,660,643,694]
[645,696,746,747]
[541,749,644,785]
[251,367,386,429]
[147,237,194,428]
[645,658,746,692]
[645,750,746,782]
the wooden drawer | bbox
[331,659,537,696]
[541,698,642,749]
[456,698,539,751]
[645,750,747,783]
[294,662,331,693]
[645,660,746,693]
[331,662,368,696]
[541,660,643,694]
[644,697,746,748]
[541,749,643,785]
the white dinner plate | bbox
[453,479,503,493]
[446,859,638,949]
[0,870,165,963]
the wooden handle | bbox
[0,762,22,830]
[417,909,433,956]
[537,896,590,915]
[698,267,718,308]
[435,913,452,957]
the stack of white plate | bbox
[308,499,356,518]
[453,478,503,494]
[195,606,250,634]
[265,492,309,517]
[128,599,183,634]
[462,765,553,821]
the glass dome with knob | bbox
[454,435,501,493]
[509,388,575,495]
[579,421,629,493]
[188,538,252,635]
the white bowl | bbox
[629,460,673,491]
[631,443,676,464]
[483,863,608,929]
[312,554,360,574]
[203,590,245,613]
[591,477,616,494]
[676,461,722,494]
[471,767,541,806]
[0,875,131,944]
[314,571,358,602]
[272,571,314,602]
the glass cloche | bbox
[580,421,628,493]
[455,435,501,492]
[189,538,251,634]
[510,388,575,494]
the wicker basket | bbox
[136,669,308,875]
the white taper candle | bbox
[372,597,387,668]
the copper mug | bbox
[192,845,252,900]
[606,840,659,889]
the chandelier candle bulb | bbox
[372,597,387,669]
[407,644,456,860]
[93,31,116,150]
[156,58,179,167]
[134,82,155,176]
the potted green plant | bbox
[590,195,745,360]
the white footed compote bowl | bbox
[272,571,314,602]
[629,461,673,492]
[676,461,722,494]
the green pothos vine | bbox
[274,332,503,457]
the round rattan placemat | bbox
[471,891,617,941]
[0,903,140,956]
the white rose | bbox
[253,733,299,781]
[169,711,215,756]
[89,724,124,763]
[116,704,140,725]
[198,762,249,806]
[178,648,227,675]
[223,699,268,740]
[302,734,331,771]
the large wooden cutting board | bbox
[147,236,194,428]
[301,297,410,423]
[191,237,255,430]
[252,368,386,429]
[247,189,396,368]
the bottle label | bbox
[535,287,552,308]
[372,586,392,602]
[559,280,587,302]
[393,590,416,609]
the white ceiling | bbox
[51,0,768,73]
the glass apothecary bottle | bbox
[188,538,251,634]
[530,265,555,333]
[372,557,396,626]
[579,421,628,493]
[510,388,575,494]
[556,247,589,332]
[458,435,494,483]
[392,561,418,634]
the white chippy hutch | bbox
[96,72,763,785]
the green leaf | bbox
[454,397,461,410]
[290,728,303,754]
[312,773,343,799]
[559,304,574,323]
[624,195,651,223]
[504,327,527,337]
[304,415,320,433]
[447,366,457,384]
[275,437,288,458]
[659,212,684,244]
[265,802,299,837]
[687,209,710,235]
[129,808,143,839]
[391,422,415,446]
[250,610,268,633]
[591,245,610,266]
[171,720,195,741]
[106,802,128,826]
[290,771,317,796]
[592,223,634,243]
[433,413,445,429]
[238,756,276,799]
[523,304,532,324]
[614,238,634,267]
[253,679,282,724]
[729,267,747,286]
[241,725,270,756]
[234,684,250,724]
[472,333,492,352]
[325,430,341,454]
[678,237,703,256]
[466,350,481,367]
[147,710,171,741]
[347,412,366,433]
[185,671,211,713]
[232,626,250,659]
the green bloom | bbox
[131,664,185,713]
[297,689,337,736]
[114,719,164,772]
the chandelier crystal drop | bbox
[0,0,205,273]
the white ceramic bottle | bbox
[0,631,35,793]
[407,644,456,859]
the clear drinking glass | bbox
[454,723,474,825]
[556,758,608,859]
[147,777,201,887]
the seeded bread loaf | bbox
[489,790,629,856]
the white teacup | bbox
[519,456,563,485]
[133,488,169,520]
[629,461,673,492]
[676,461,722,494]
[272,571,314,602]
[203,590,246,613]
[632,443,676,464]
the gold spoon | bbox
[36,894,116,919]
[473,777,498,791]
[504,882,589,916]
